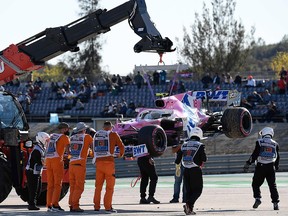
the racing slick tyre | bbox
[138,125,167,157]
[221,107,252,138]
[0,152,13,203]
[36,182,70,206]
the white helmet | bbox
[188,127,207,140]
[36,132,50,147]
[259,127,274,137]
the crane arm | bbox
[0,0,174,85]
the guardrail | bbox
[86,152,288,179]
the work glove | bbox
[149,158,155,165]
[243,162,250,173]
[175,164,181,177]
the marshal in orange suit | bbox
[45,122,70,212]
[92,121,124,213]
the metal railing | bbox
[86,152,288,179]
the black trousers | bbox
[137,157,158,198]
[25,170,41,206]
[184,167,203,209]
[252,163,279,203]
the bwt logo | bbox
[195,90,229,100]
[0,60,4,73]
[133,145,146,155]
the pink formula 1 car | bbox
[113,90,253,157]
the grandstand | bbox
[3,79,288,123]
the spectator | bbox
[18,92,31,114]
[111,74,117,84]
[118,98,128,117]
[178,81,186,93]
[245,75,256,88]
[153,71,160,85]
[240,98,253,110]
[51,81,60,92]
[64,88,75,100]
[160,70,167,85]
[212,73,221,86]
[126,100,136,117]
[226,73,233,84]
[234,73,242,86]
[100,105,109,117]
[201,73,213,89]
[262,89,272,105]
[263,101,279,122]
[34,76,43,89]
[105,77,112,92]
[90,83,98,99]
[247,91,264,107]
[125,75,132,85]
[277,77,286,94]
[116,74,123,91]
[75,99,85,110]
[134,71,144,89]
[221,73,227,84]
[109,102,116,116]
[279,66,287,79]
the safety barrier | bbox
[86,152,288,179]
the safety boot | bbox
[147,196,160,204]
[139,198,150,204]
[253,199,261,209]
[273,202,279,210]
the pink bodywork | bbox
[113,91,211,137]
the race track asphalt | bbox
[1,172,287,216]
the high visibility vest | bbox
[45,133,62,158]
[70,134,85,162]
[257,137,278,164]
[93,130,111,159]
[181,140,202,169]
[26,144,45,174]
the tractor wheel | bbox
[221,107,252,138]
[0,152,12,203]
[138,125,167,157]
[36,182,70,206]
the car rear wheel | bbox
[138,125,167,157]
[0,152,12,203]
[221,107,252,138]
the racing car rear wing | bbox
[191,90,242,107]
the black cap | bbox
[57,122,70,129]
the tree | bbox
[270,52,288,77]
[178,0,255,76]
[33,63,72,82]
[66,0,103,81]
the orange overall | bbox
[93,130,124,211]
[45,134,70,208]
[68,133,93,210]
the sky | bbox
[1,0,287,77]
